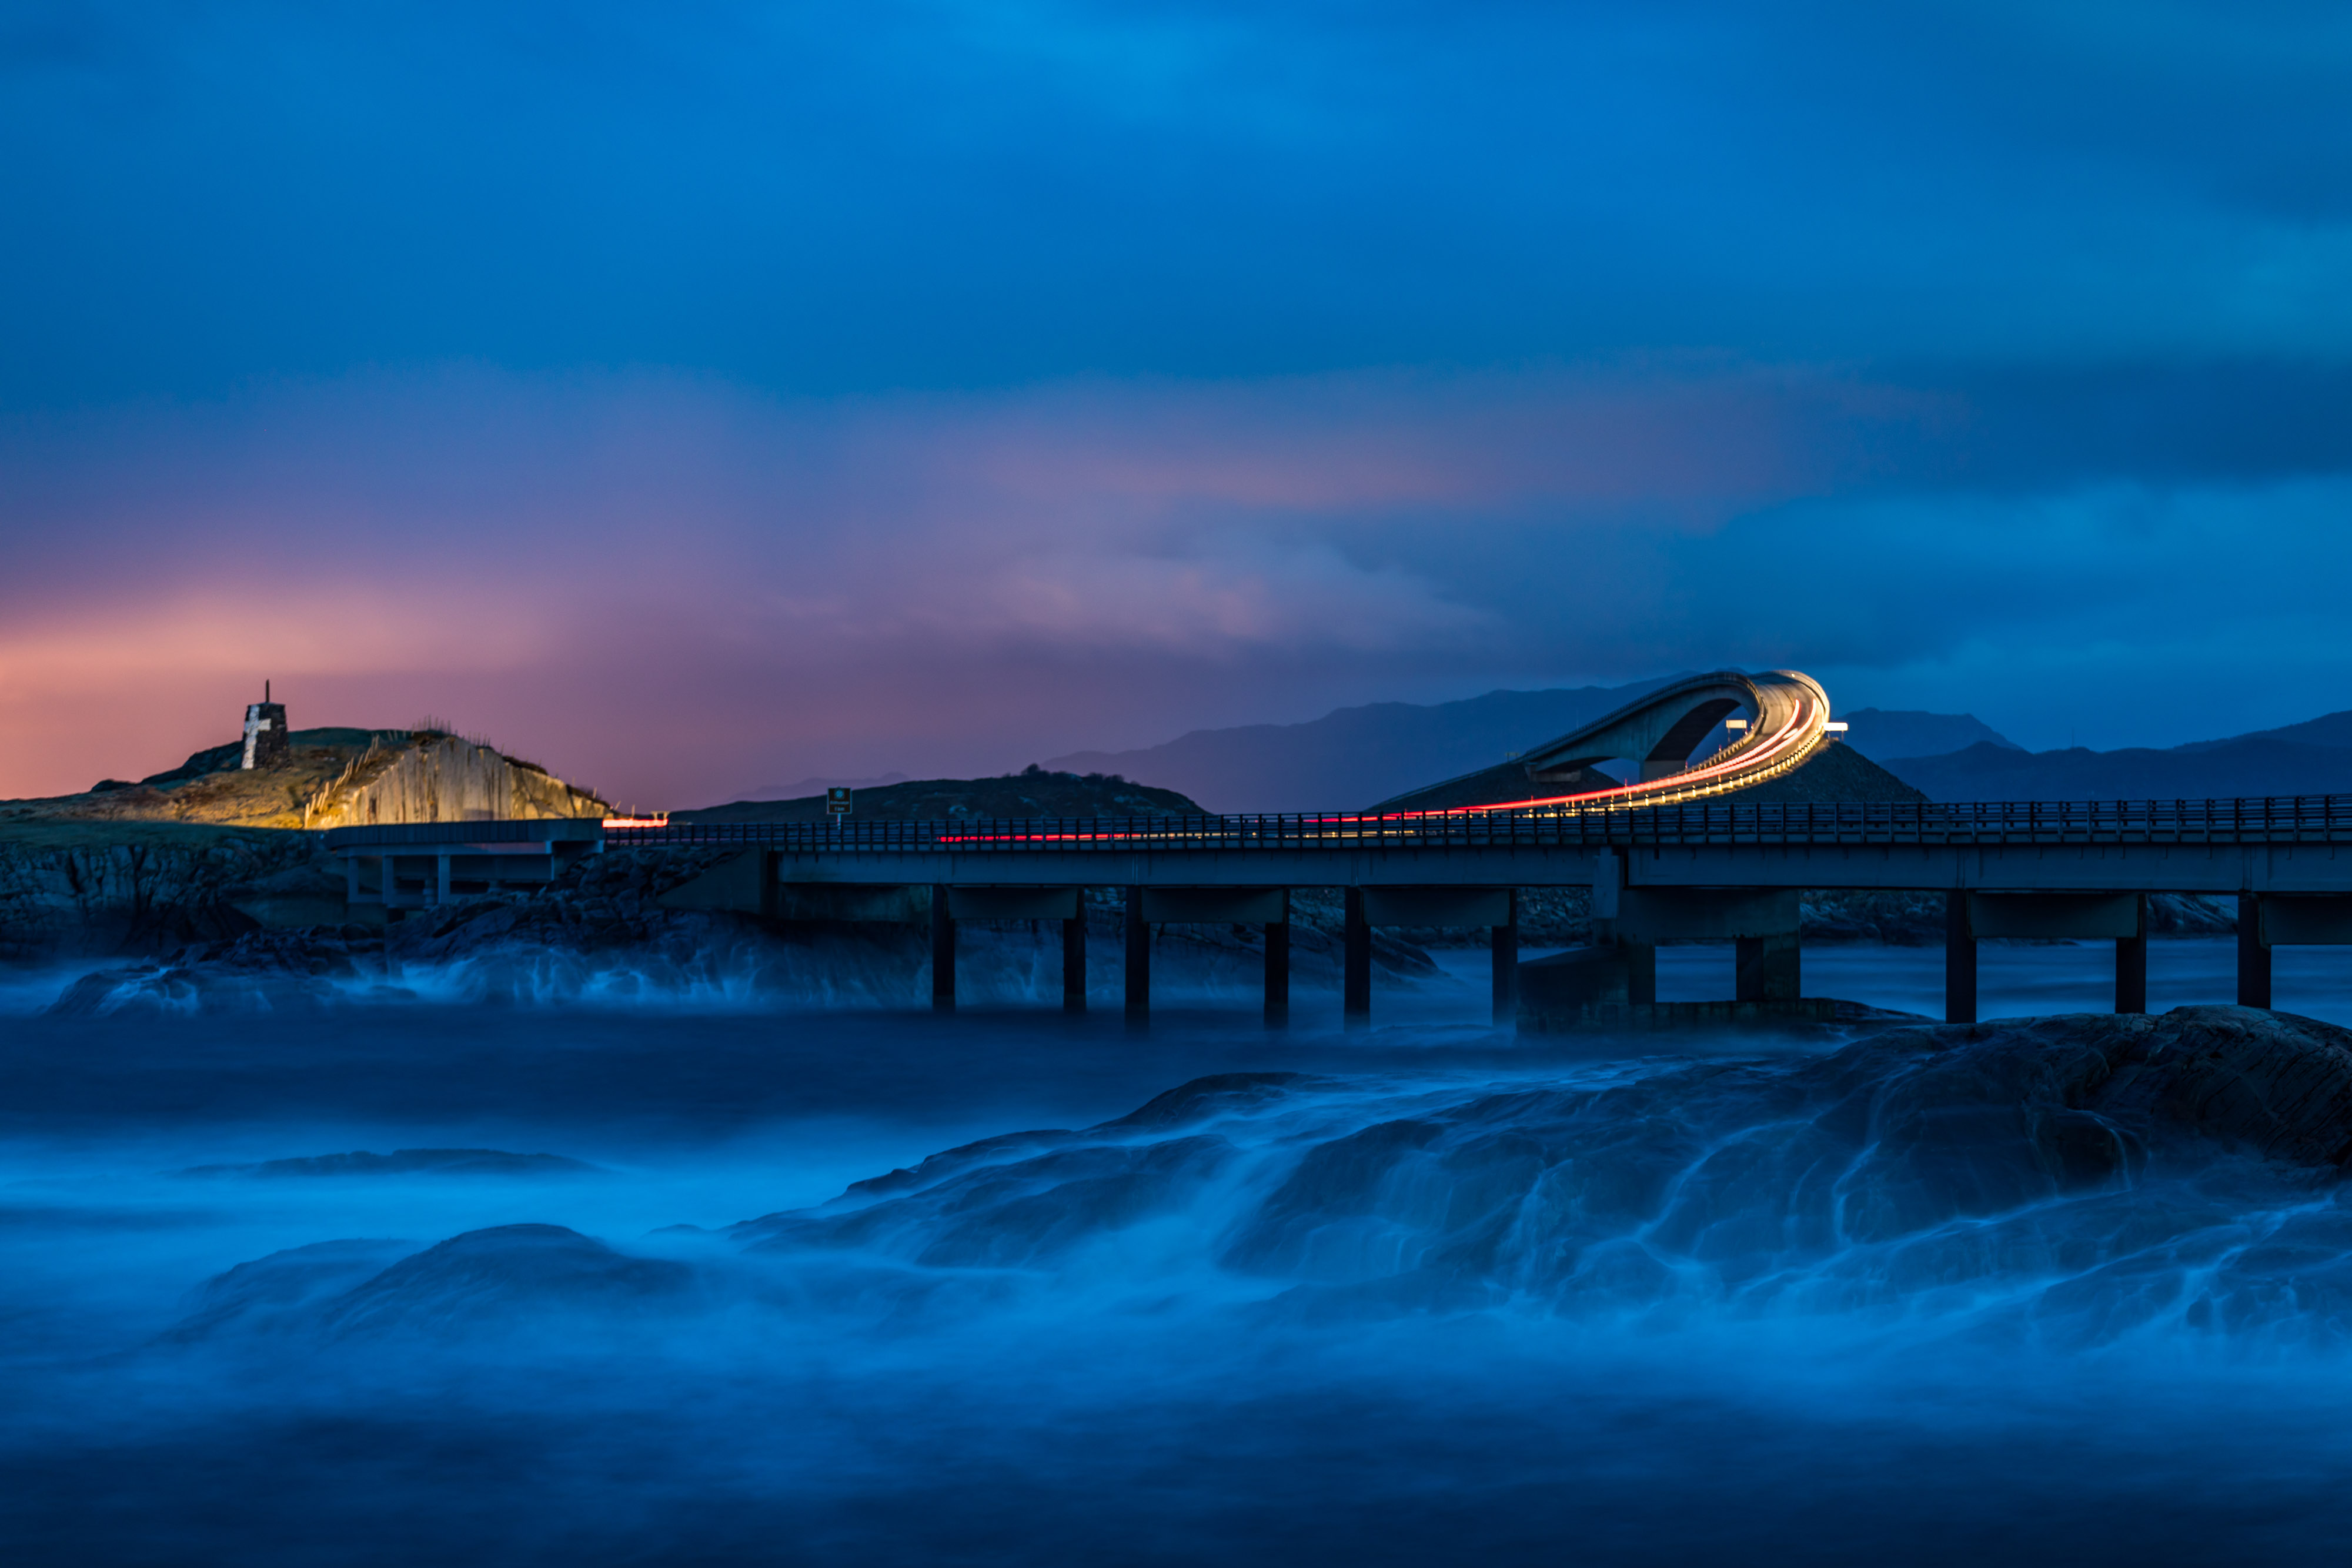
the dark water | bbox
[8,950,2352,1564]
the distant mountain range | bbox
[1044,681,1673,813]
[1835,708,2019,761]
[713,683,2352,817]
[1038,680,2352,809]
[1042,684,2023,813]
[2175,711,2352,753]
[1881,734,2352,802]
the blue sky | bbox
[3,2,2348,803]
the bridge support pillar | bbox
[1945,890,1977,1024]
[1622,942,1657,1006]
[1344,887,1371,1027]
[2239,894,2271,1009]
[2116,894,2147,1014]
[1492,888,1519,1026]
[1125,886,1150,1019]
[1734,932,1800,1001]
[930,885,956,1011]
[1264,890,1290,1027]
[1063,912,1087,1011]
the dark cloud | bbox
[4,4,2351,406]
[2,5,2350,800]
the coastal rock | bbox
[48,924,390,1014]
[315,1225,691,1334]
[719,1007,2352,1326]
[7,726,606,833]
[2070,1006,2352,1168]
[1799,890,2233,946]
[0,828,336,964]
[169,1227,692,1342]
[1387,885,2233,950]
[163,1238,422,1341]
[179,1149,598,1179]
[152,1007,2352,1350]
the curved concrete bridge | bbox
[324,668,2352,1030]
[1399,668,1836,814]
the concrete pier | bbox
[1945,890,1976,1024]
[1343,887,1371,1027]
[1734,932,1800,1001]
[930,884,955,1011]
[1491,888,1518,1025]
[2116,894,2148,1014]
[1125,886,1150,1019]
[1063,914,1087,1011]
[2240,893,2271,1008]
[1264,890,1290,1026]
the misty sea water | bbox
[6,940,2352,1564]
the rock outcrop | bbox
[1798,888,2236,945]
[301,734,606,828]
[0,826,342,964]
[2,727,606,832]
[2037,1006,2352,1169]
[719,1007,2352,1329]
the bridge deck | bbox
[584,798,2352,895]
[612,797,2352,852]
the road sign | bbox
[826,787,853,818]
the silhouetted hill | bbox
[2176,709,2352,754]
[1882,737,2352,801]
[1718,745,1930,805]
[1377,741,1926,811]
[1371,760,1615,813]
[676,769,1206,823]
[1835,708,2018,760]
[1044,680,1678,812]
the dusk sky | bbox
[5,3,2350,807]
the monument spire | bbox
[241,684,290,770]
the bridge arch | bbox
[1373,669,1834,814]
[1521,671,1813,783]
[1509,668,1829,806]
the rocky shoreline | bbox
[0,825,344,966]
[6,827,2253,1015]
[41,844,1447,1014]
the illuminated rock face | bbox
[302,735,606,828]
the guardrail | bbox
[603,796,2352,854]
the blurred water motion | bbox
[8,958,2352,1563]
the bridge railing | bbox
[603,796,2352,854]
